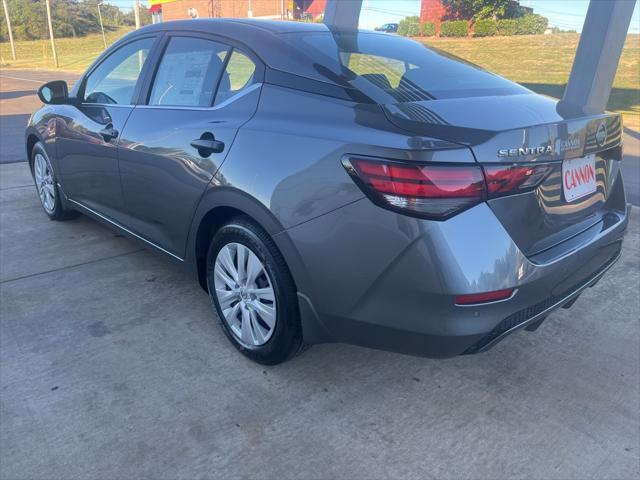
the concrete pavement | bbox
[1,162,639,479]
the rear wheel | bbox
[30,142,78,221]
[206,217,304,365]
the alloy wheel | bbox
[34,153,56,214]
[213,242,277,347]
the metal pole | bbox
[561,0,636,115]
[281,0,284,20]
[97,1,107,48]
[247,0,253,18]
[2,0,16,60]
[133,0,141,29]
[45,0,59,68]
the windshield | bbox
[277,31,529,104]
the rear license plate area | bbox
[562,154,597,202]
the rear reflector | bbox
[343,158,485,219]
[455,288,514,305]
[483,164,553,198]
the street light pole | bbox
[133,0,141,29]
[2,0,16,60]
[44,0,59,68]
[97,1,107,49]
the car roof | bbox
[138,18,340,38]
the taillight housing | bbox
[343,158,486,220]
[343,157,553,220]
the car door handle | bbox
[100,125,119,142]
[191,137,225,156]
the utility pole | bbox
[133,0,141,29]
[44,0,59,68]
[2,0,16,60]
[97,1,107,48]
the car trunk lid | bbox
[383,94,625,259]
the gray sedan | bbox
[26,19,629,364]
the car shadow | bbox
[0,113,32,164]
[0,90,36,101]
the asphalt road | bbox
[1,69,639,479]
[1,69,639,205]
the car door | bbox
[117,34,263,258]
[56,36,158,220]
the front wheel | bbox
[206,217,304,365]
[30,142,78,221]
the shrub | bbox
[421,21,436,37]
[516,14,548,35]
[473,19,497,37]
[496,18,518,35]
[496,14,548,36]
[398,16,420,37]
[440,20,468,37]
[406,21,421,37]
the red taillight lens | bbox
[455,288,514,305]
[344,158,485,219]
[483,164,553,198]
[344,157,554,219]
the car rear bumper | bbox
[281,193,630,358]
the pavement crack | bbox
[0,249,145,284]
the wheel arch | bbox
[188,187,308,294]
[25,130,42,169]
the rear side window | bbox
[84,37,154,105]
[149,37,230,107]
[214,50,258,106]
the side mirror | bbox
[38,80,69,105]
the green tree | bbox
[443,0,516,20]
[0,0,150,42]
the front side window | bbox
[84,37,154,105]
[149,37,229,107]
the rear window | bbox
[277,32,529,103]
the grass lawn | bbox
[0,28,134,72]
[2,30,638,130]
[421,33,640,131]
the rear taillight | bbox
[343,157,554,220]
[343,158,485,220]
[483,164,553,198]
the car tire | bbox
[206,216,304,365]
[30,142,78,221]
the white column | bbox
[323,0,363,29]
[561,0,636,115]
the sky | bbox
[358,0,640,33]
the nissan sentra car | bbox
[26,19,629,364]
